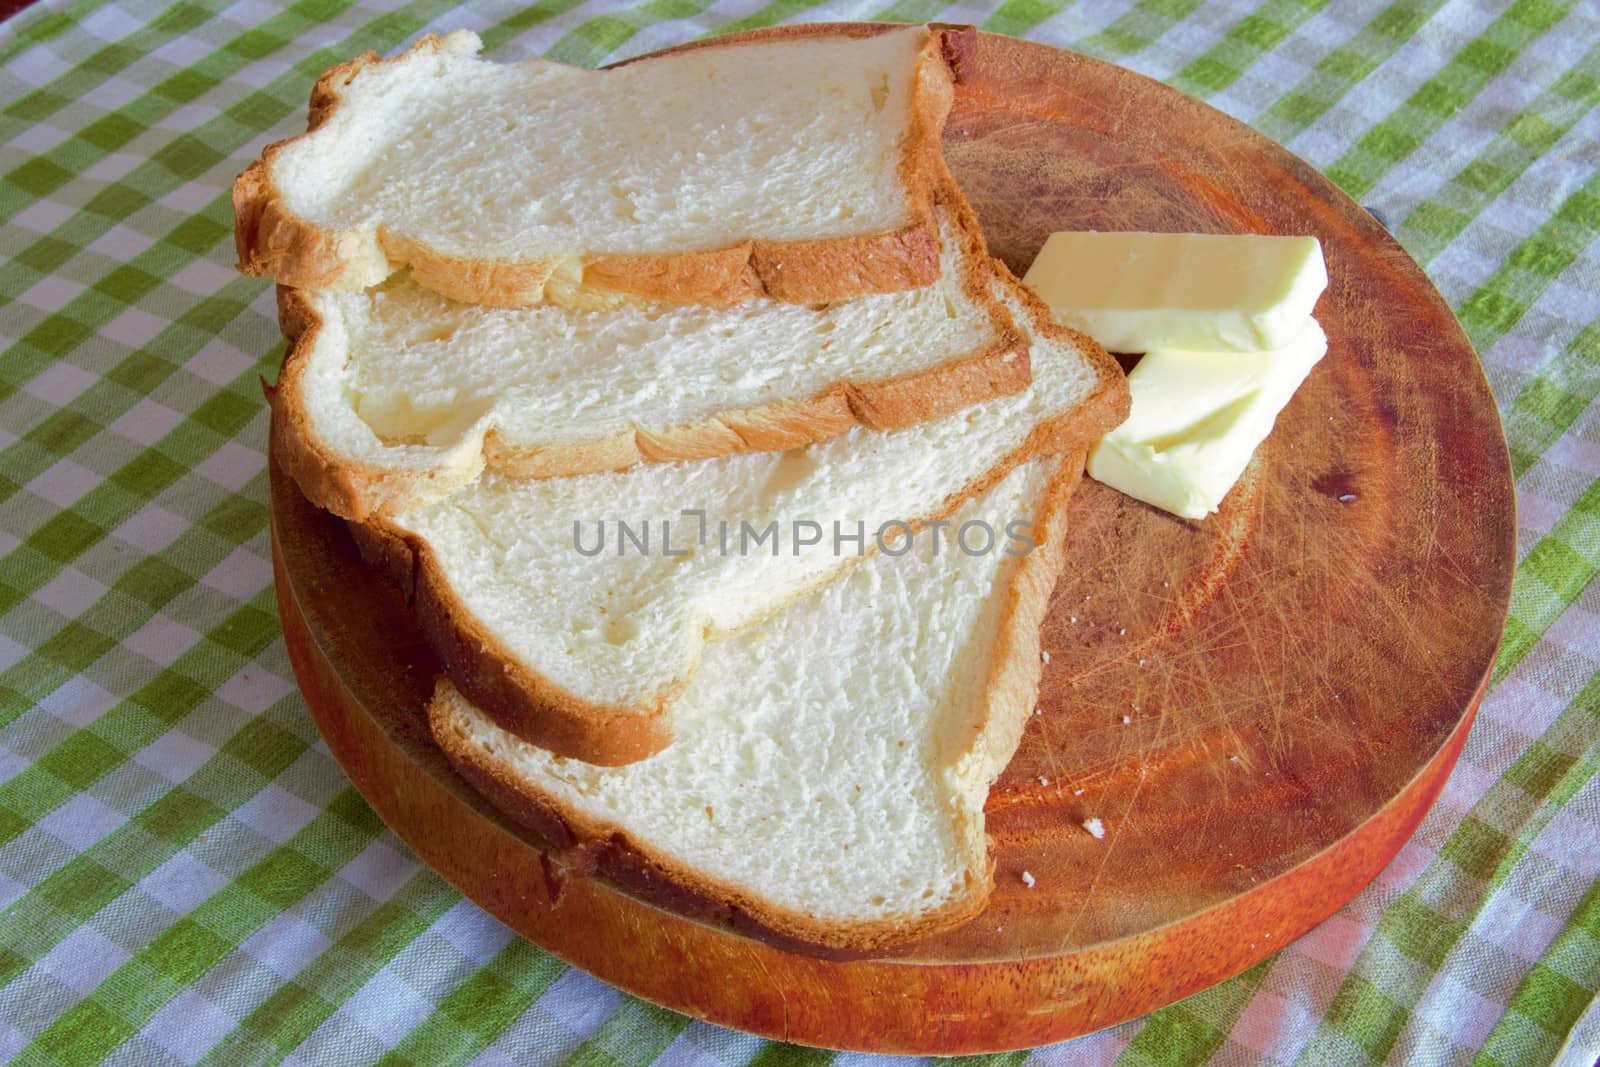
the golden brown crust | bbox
[269,185,1033,521]
[233,44,410,293]
[350,515,678,766]
[345,520,417,600]
[424,452,1083,954]
[380,232,562,308]
[990,259,1132,450]
[960,454,1083,797]
[413,546,677,767]
[270,287,486,521]
[431,699,985,953]
[232,26,972,307]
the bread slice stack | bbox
[239,23,1128,952]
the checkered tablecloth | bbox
[1,0,1596,1062]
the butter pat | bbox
[1023,232,1327,353]
[1088,320,1327,519]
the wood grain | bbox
[268,29,1515,1053]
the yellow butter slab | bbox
[1023,231,1327,353]
[1087,319,1328,519]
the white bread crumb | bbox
[1082,817,1105,839]
[1021,870,1036,888]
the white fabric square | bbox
[124,615,203,668]
[17,275,86,314]
[87,224,156,264]
[39,926,131,995]
[8,187,74,230]
[113,503,188,553]
[36,791,126,851]
[1376,839,1438,892]
[150,34,215,69]
[140,850,228,914]
[79,4,146,43]
[167,257,235,297]
[38,675,118,728]
[0,746,29,786]
[32,565,107,617]
[1290,912,1371,972]
[231,784,319,845]
[194,440,263,493]
[240,910,333,982]
[431,899,514,965]
[78,73,143,111]
[22,361,97,406]
[0,635,28,673]
[102,306,168,350]
[537,968,623,1041]
[1231,989,1315,1055]
[7,43,70,86]
[1413,972,1504,1053]
[109,398,184,447]
[133,728,215,785]
[144,987,239,1065]
[27,458,102,509]
[201,546,272,602]
[214,665,293,716]
[158,181,222,216]
[1548,432,1600,478]
[82,151,144,183]
[338,967,435,1041]
[338,840,416,903]
[184,342,255,388]
[0,1018,26,1061]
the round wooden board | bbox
[269,28,1516,1054]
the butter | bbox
[1023,232,1327,353]
[1088,320,1327,519]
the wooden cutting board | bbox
[268,28,1516,1055]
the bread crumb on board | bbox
[1021,870,1036,888]
[1082,817,1106,839]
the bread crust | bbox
[232,25,974,308]
[270,186,1032,521]
[343,278,1126,766]
[425,453,1084,954]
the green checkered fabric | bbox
[1,0,1596,1062]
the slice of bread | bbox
[272,197,1025,521]
[366,271,1126,765]
[429,452,1080,952]
[235,24,972,308]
